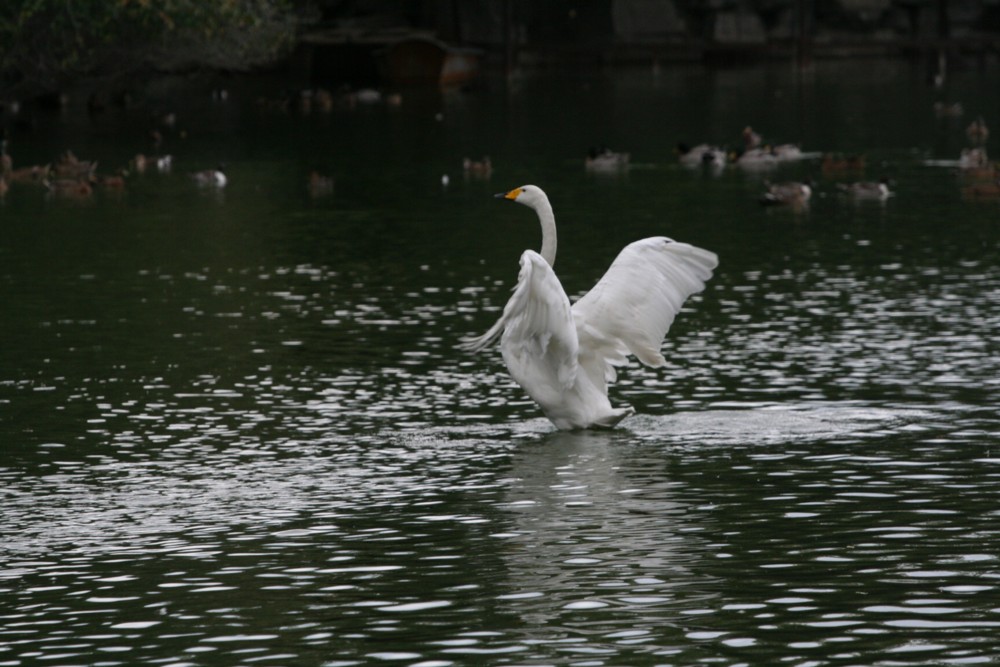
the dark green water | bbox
[1,60,999,666]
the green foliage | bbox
[0,0,301,97]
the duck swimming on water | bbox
[676,142,726,169]
[585,147,630,172]
[837,178,894,201]
[191,165,226,188]
[760,180,812,207]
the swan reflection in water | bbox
[492,428,712,632]
[487,404,910,635]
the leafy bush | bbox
[0,0,300,97]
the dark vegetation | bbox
[3,0,1000,105]
[0,0,301,101]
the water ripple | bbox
[3,70,1000,663]
[3,327,998,664]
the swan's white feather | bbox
[458,251,576,392]
[462,185,717,430]
[573,238,717,380]
[500,250,579,396]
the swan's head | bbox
[495,184,557,265]
[496,184,548,209]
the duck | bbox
[0,139,11,174]
[676,142,727,169]
[159,112,177,128]
[354,88,383,105]
[731,146,779,169]
[742,126,763,149]
[44,177,93,198]
[959,147,989,170]
[770,143,804,161]
[191,165,226,188]
[53,150,97,180]
[961,179,1000,199]
[836,178,893,201]
[463,156,493,178]
[297,89,315,114]
[131,153,172,174]
[737,124,809,162]
[308,170,334,197]
[958,162,998,181]
[934,101,964,118]
[966,116,989,144]
[94,169,128,190]
[760,180,812,207]
[585,147,630,172]
[8,164,50,185]
[340,87,383,108]
[314,88,335,112]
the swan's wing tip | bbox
[457,317,505,353]
[588,406,636,429]
[457,332,495,353]
[572,237,716,377]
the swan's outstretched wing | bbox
[460,250,579,391]
[572,237,717,387]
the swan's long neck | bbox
[533,197,557,267]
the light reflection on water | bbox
[2,61,1000,666]
[3,405,998,665]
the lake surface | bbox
[1,59,999,666]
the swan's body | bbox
[461,185,717,430]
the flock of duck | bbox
[699,113,996,208]
[0,82,428,202]
[579,110,997,210]
[920,115,999,200]
[2,85,994,208]
[0,84,380,202]
[0,137,228,201]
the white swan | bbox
[461,185,718,430]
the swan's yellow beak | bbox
[495,187,522,200]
